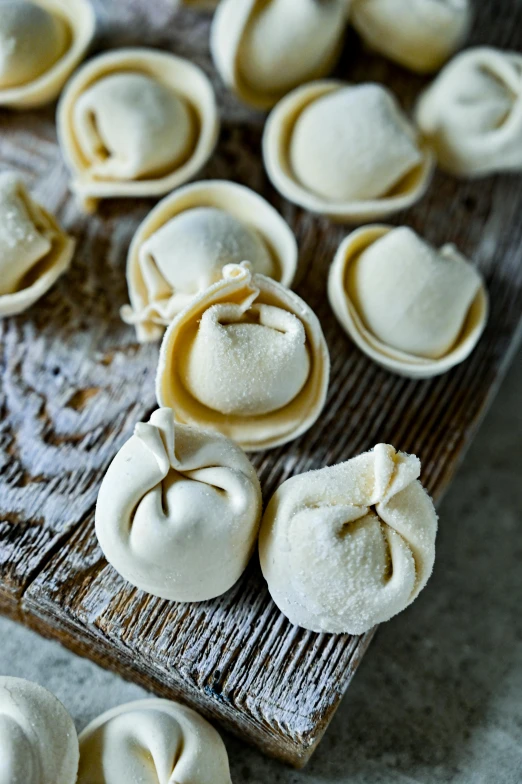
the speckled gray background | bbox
[1,351,521,783]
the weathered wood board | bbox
[1,0,522,767]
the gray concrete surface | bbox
[1,353,521,783]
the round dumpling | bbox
[0,676,79,784]
[259,443,438,634]
[211,0,347,108]
[156,261,329,451]
[77,699,231,784]
[351,0,471,74]
[95,407,262,601]
[415,47,522,177]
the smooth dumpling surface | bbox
[0,676,79,784]
[0,0,68,89]
[290,83,422,202]
[349,226,482,358]
[0,171,74,317]
[95,407,262,601]
[73,72,193,181]
[156,262,329,450]
[211,0,347,108]
[415,47,522,177]
[77,699,231,784]
[351,0,471,73]
[259,443,438,634]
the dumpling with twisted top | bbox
[351,0,471,74]
[415,47,522,177]
[259,443,438,634]
[156,262,330,451]
[0,171,75,317]
[96,407,262,601]
[0,676,79,784]
[211,0,348,108]
[77,699,231,784]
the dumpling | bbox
[328,224,488,378]
[121,180,297,342]
[259,443,438,634]
[57,48,219,211]
[0,171,75,317]
[210,0,347,109]
[77,699,231,784]
[351,0,471,74]
[0,0,95,109]
[0,676,79,784]
[95,407,262,601]
[415,47,522,177]
[263,80,434,221]
[156,261,329,451]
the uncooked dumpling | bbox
[259,443,438,634]
[0,171,75,317]
[156,262,329,451]
[95,408,262,601]
[351,0,471,73]
[211,0,347,108]
[0,676,79,784]
[77,699,231,784]
[415,47,522,177]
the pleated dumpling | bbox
[415,47,522,177]
[211,0,347,108]
[156,262,330,451]
[78,699,231,784]
[0,0,95,108]
[0,676,79,784]
[0,171,75,317]
[263,81,434,221]
[259,443,438,634]
[328,225,488,378]
[58,49,218,211]
[121,180,297,342]
[95,407,262,601]
[351,0,471,74]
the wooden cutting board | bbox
[1,0,521,767]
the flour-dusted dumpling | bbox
[259,443,438,634]
[415,47,522,177]
[211,0,348,109]
[78,699,231,784]
[351,0,471,74]
[328,224,488,378]
[263,81,434,222]
[0,676,79,784]
[0,0,95,108]
[156,262,329,451]
[58,49,219,211]
[121,180,298,342]
[0,172,75,317]
[96,407,262,601]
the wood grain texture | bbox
[1,0,522,766]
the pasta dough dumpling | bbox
[58,49,219,210]
[77,699,231,784]
[259,443,438,634]
[211,0,348,109]
[0,0,95,108]
[263,81,434,222]
[0,171,75,317]
[121,180,297,342]
[156,262,330,451]
[415,47,522,177]
[351,0,471,74]
[95,408,262,601]
[328,224,488,378]
[0,676,79,784]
